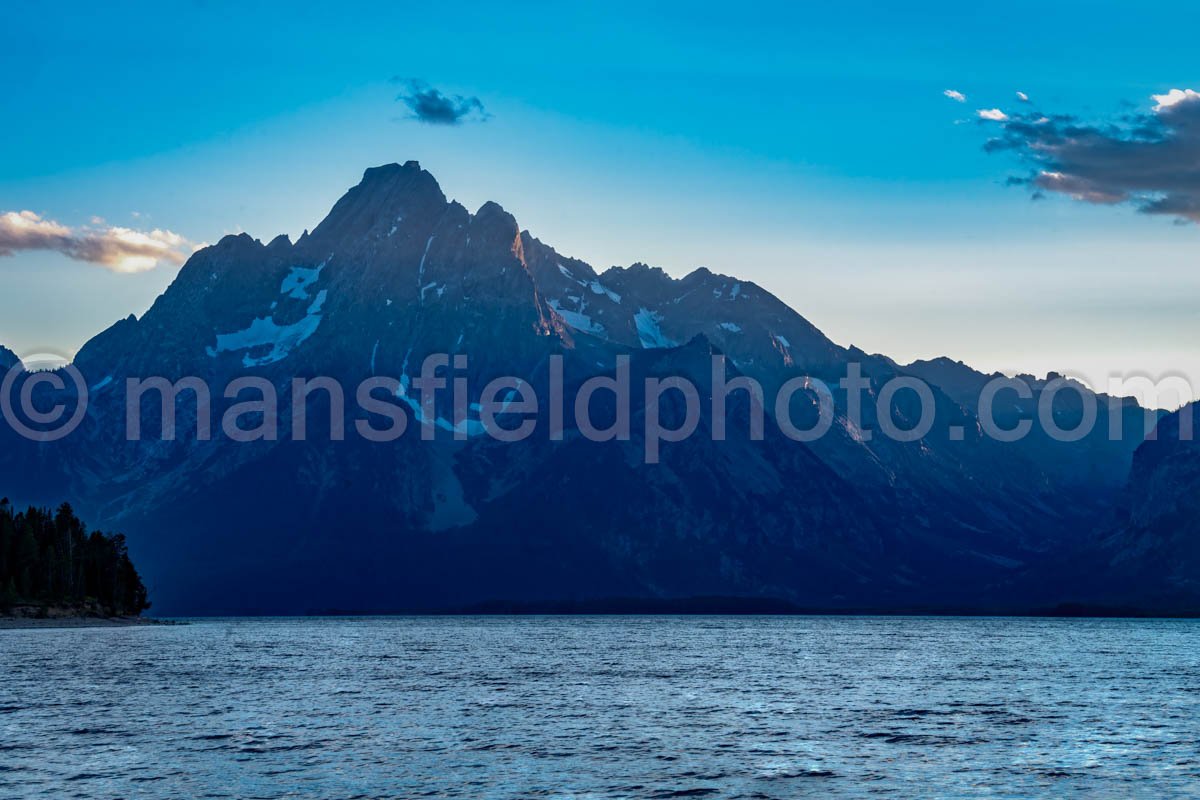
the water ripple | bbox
[1,616,1198,798]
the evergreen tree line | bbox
[0,499,150,616]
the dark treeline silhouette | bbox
[0,499,150,616]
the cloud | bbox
[393,79,488,125]
[977,108,1009,121]
[1151,88,1200,112]
[1016,91,1029,102]
[976,87,1200,223]
[0,210,193,273]
[944,89,966,103]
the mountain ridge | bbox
[0,161,1185,614]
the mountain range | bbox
[1,162,1192,614]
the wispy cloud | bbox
[0,210,193,273]
[977,87,1200,224]
[977,108,1008,121]
[944,89,966,103]
[393,79,489,125]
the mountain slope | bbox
[1093,404,1200,608]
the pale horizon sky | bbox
[3,2,1199,409]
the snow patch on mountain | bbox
[588,279,621,303]
[280,261,326,300]
[418,236,435,284]
[399,348,412,394]
[396,392,488,438]
[548,299,605,335]
[207,290,328,367]
[421,282,447,302]
[635,308,677,349]
[556,262,621,304]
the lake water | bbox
[2,616,1198,798]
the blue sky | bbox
[2,1,1198,406]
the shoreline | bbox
[0,615,170,630]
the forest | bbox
[0,499,150,617]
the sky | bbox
[2,1,1198,408]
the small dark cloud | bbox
[974,88,1200,224]
[392,79,488,125]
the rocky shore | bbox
[0,605,168,630]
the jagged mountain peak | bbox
[362,160,442,196]
[475,199,512,219]
[309,161,448,243]
[470,201,521,246]
[601,262,754,300]
[679,266,740,289]
[680,265,736,282]
[266,233,292,251]
[360,160,430,185]
[606,262,671,281]
[214,232,262,250]
[55,164,847,391]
